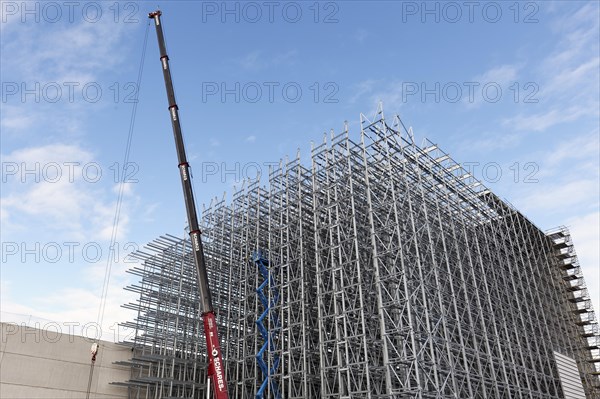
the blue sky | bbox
[1,1,598,341]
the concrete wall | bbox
[0,322,130,399]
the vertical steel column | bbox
[359,115,393,396]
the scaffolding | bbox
[115,107,600,398]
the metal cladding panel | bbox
[554,351,586,399]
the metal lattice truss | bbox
[117,107,600,399]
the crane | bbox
[148,10,229,399]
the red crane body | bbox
[148,10,229,399]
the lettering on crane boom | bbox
[180,165,189,181]
[192,232,200,252]
[212,347,225,390]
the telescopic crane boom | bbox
[148,10,229,399]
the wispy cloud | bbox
[473,64,519,86]
[463,64,520,109]
[239,49,298,71]
[2,12,129,80]
[347,79,380,105]
[517,178,598,212]
[1,7,137,139]
[462,132,521,152]
[504,3,599,133]
[503,105,596,132]
[354,28,369,44]
[512,125,599,215]
[538,130,600,169]
[0,105,35,131]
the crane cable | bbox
[95,20,150,341]
[86,19,150,399]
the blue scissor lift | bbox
[251,251,282,399]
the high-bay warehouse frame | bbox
[115,108,600,398]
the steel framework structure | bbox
[116,107,600,398]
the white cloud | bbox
[1,144,134,242]
[2,143,94,165]
[2,11,129,81]
[0,105,35,131]
[1,6,137,139]
[112,182,135,197]
[517,178,598,213]
[245,135,256,143]
[2,180,90,237]
[473,64,519,86]
[0,282,138,342]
